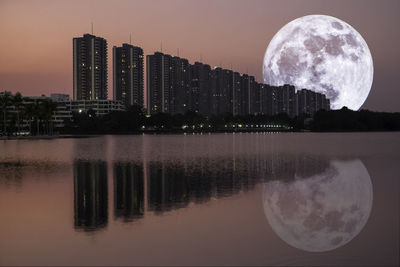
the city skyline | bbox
[0,2,399,265]
[0,0,399,112]
[68,31,329,117]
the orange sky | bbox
[0,0,399,111]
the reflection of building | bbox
[70,154,337,229]
[147,162,190,213]
[264,154,331,182]
[74,160,108,231]
[73,34,108,100]
[114,162,144,221]
[145,158,259,213]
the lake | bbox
[0,133,399,266]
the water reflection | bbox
[72,153,373,251]
[72,157,262,231]
[146,158,258,213]
[1,134,397,266]
[263,159,373,252]
[73,160,108,232]
[0,162,23,189]
[147,162,190,213]
[114,162,144,221]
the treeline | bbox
[0,91,57,136]
[63,105,400,134]
[311,107,400,131]
[62,105,299,134]
[3,90,399,135]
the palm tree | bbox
[48,101,58,135]
[25,101,41,136]
[24,103,35,135]
[34,101,42,135]
[40,100,58,135]
[13,92,23,134]
[0,91,12,135]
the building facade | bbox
[171,56,190,114]
[145,54,331,117]
[146,52,173,114]
[73,34,108,100]
[296,88,330,116]
[189,62,212,115]
[113,44,144,108]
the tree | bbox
[40,100,58,135]
[0,91,12,135]
[32,101,42,135]
[24,103,35,135]
[13,92,23,134]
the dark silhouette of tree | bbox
[0,91,12,135]
[13,92,23,134]
[40,100,58,135]
[311,107,400,131]
[24,103,35,135]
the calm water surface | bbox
[0,133,399,266]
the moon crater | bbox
[263,15,373,110]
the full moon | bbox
[263,15,373,110]
[262,159,373,252]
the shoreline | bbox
[0,134,100,140]
[2,130,399,140]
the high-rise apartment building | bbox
[263,85,278,116]
[145,52,330,117]
[171,56,190,114]
[224,69,234,114]
[250,81,262,115]
[73,34,108,100]
[113,44,144,107]
[210,68,233,115]
[146,52,169,114]
[276,84,297,117]
[232,72,242,116]
[210,67,223,114]
[239,74,256,116]
[146,52,173,114]
[190,62,212,115]
[296,88,330,116]
[287,85,298,118]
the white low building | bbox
[26,94,125,128]
[52,98,125,128]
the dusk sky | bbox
[0,0,399,111]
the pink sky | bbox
[0,0,399,111]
